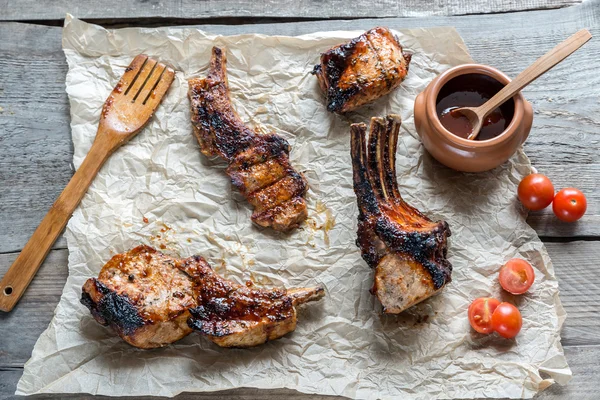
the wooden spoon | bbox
[453,29,592,141]
[0,55,175,312]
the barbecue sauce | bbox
[436,73,514,140]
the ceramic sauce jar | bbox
[414,64,533,173]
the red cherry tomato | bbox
[468,297,500,334]
[552,188,587,222]
[491,302,522,339]
[517,173,555,210]
[499,259,535,295]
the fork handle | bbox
[0,133,114,312]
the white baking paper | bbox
[17,15,571,399]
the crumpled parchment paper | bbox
[17,15,571,399]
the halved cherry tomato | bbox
[499,259,535,295]
[491,302,522,339]
[517,173,555,211]
[552,188,587,222]
[468,297,500,334]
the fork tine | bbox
[117,55,148,95]
[135,63,166,103]
[126,58,157,98]
[142,67,175,109]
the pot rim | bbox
[426,63,525,149]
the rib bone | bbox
[351,115,452,314]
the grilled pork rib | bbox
[189,47,308,231]
[81,245,324,348]
[350,115,452,314]
[312,27,411,113]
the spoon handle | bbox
[478,29,592,118]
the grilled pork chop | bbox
[350,115,452,313]
[187,264,324,348]
[188,47,308,231]
[81,245,324,348]
[81,246,196,349]
[312,27,411,113]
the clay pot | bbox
[414,64,533,173]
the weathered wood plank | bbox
[1,241,598,366]
[1,2,599,399]
[548,241,600,346]
[528,165,600,238]
[0,0,583,22]
[0,250,68,367]
[1,1,599,253]
[0,24,70,252]
[1,344,598,399]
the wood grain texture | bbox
[1,0,600,398]
[463,29,592,140]
[0,55,175,312]
[0,242,599,398]
[0,25,71,253]
[0,0,583,21]
[1,1,599,254]
[0,250,68,367]
[2,346,598,399]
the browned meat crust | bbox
[184,257,324,348]
[350,115,452,314]
[312,26,411,113]
[81,246,196,349]
[81,245,324,348]
[188,47,308,231]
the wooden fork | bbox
[0,55,175,312]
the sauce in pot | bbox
[436,73,514,140]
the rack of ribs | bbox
[312,27,411,113]
[188,47,308,232]
[81,245,324,349]
[350,115,452,314]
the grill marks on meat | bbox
[81,245,324,348]
[350,115,452,314]
[188,47,308,231]
[312,27,411,113]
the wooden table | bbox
[1,1,598,399]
